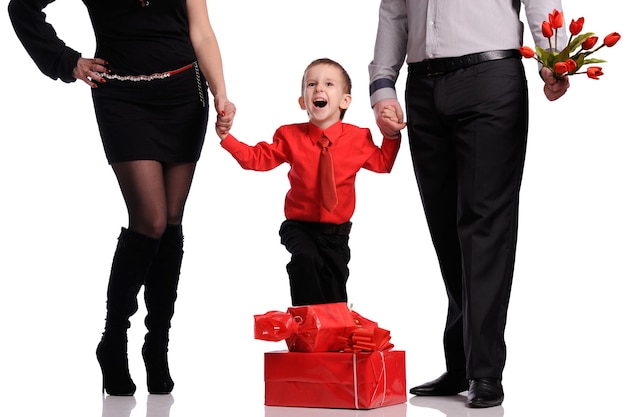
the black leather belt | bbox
[299,221,352,236]
[408,49,521,77]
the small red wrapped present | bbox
[264,350,406,409]
[254,302,357,352]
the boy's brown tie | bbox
[318,136,338,212]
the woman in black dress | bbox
[8,0,235,396]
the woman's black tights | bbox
[111,160,197,237]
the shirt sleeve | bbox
[220,131,289,172]
[368,0,408,107]
[362,133,401,174]
[8,0,81,83]
[522,0,568,51]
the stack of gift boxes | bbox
[254,302,406,410]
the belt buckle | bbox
[425,60,444,77]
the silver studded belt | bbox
[97,62,195,82]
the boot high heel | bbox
[97,337,136,396]
[142,334,174,394]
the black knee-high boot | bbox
[142,224,184,394]
[97,228,159,396]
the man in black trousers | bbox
[368,0,569,408]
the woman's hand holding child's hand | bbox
[216,101,236,140]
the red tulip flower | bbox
[554,62,569,75]
[582,36,598,50]
[549,9,564,29]
[603,32,621,47]
[519,46,535,58]
[586,66,603,80]
[569,18,584,36]
[542,21,554,38]
[565,59,577,73]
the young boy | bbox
[217,58,403,306]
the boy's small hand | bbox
[381,105,402,123]
[216,101,236,140]
[375,100,406,139]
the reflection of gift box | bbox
[264,350,406,410]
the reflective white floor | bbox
[2,280,625,417]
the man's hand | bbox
[542,67,569,101]
[373,98,406,139]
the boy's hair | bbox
[302,58,352,119]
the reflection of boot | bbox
[101,395,136,417]
[143,224,183,394]
[97,228,159,396]
[146,394,175,417]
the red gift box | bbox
[264,350,406,410]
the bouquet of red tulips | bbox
[519,9,620,79]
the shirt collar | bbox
[308,120,343,145]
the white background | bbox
[1,1,624,416]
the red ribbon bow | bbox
[254,303,394,352]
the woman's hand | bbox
[73,57,110,88]
[215,99,236,140]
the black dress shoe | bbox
[467,378,504,408]
[409,372,468,396]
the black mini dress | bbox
[9,0,209,164]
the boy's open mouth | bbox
[313,99,328,108]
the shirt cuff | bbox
[220,133,239,150]
[370,87,398,108]
[369,79,398,108]
[369,78,395,95]
[58,49,81,83]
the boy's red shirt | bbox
[221,120,400,225]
